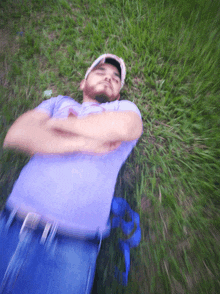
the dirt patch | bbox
[0,28,19,56]
[0,29,19,87]
[0,29,9,53]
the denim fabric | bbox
[0,209,100,294]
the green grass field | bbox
[0,0,219,293]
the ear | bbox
[80,79,86,91]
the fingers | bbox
[94,141,122,153]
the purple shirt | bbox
[7,96,142,235]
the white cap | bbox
[85,53,126,90]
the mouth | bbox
[100,82,112,89]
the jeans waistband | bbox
[1,206,102,244]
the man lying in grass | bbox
[0,54,143,294]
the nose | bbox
[104,74,112,83]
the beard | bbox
[94,94,110,103]
[84,84,112,103]
[83,81,119,103]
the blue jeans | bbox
[0,208,101,294]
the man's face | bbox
[80,63,121,103]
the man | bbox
[0,54,143,293]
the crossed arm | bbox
[3,109,142,155]
[47,110,142,142]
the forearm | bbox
[47,111,143,141]
[3,123,84,155]
[4,121,120,155]
[3,110,123,155]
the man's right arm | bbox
[3,110,120,155]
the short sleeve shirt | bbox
[7,96,142,235]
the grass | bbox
[0,0,220,293]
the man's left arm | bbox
[46,111,143,142]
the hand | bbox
[45,118,64,130]
[81,139,122,154]
[46,115,78,132]
[44,118,74,139]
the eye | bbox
[97,67,105,72]
[113,77,120,83]
[96,70,104,75]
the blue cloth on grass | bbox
[111,197,141,286]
